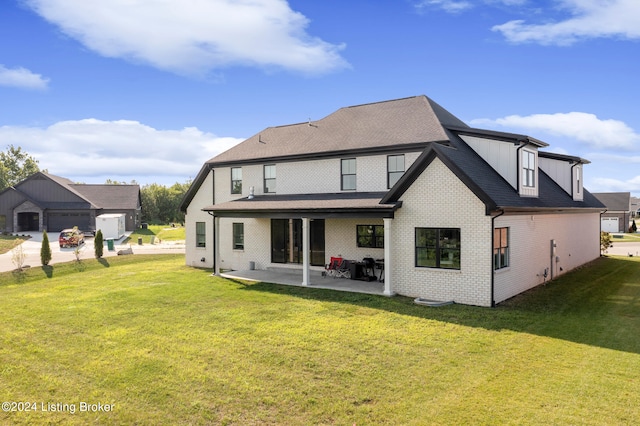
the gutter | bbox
[491,209,505,307]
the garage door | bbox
[47,212,91,232]
[601,217,619,233]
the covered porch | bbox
[203,192,402,297]
[220,267,386,295]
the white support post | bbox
[383,217,393,296]
[214,216,221,276]
[302,217,310,286]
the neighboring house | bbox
[0,172,141,233]
[631,196,640,218]
[593,192,632,233]
[180,95,605,307]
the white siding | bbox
[493,212,601,303]
[217,218,271,271]
[539,157,572,195]
[391,158,493,307]
[460,135,518,189]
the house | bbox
[593,192,632,233]
[0,172,141,233]
[180,95,605,307]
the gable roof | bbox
[592,192,631,211]
[9,172,140,210]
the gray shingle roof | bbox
[208,96,467,165]
[592,192,631,211]
[182,94,606,213]
[71,184,140,209]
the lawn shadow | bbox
[98,258,110,267]
[238,256,640,355]
[41,265,53,278]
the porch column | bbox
[383,217,393,296]
[301,217,310,286]
[214,215,221,276]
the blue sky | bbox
[1,0,639,197]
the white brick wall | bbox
[493,212,600,303]
[391,158,493,307]
[185,171,215,268]
[211,151,422,197]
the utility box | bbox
[96,213,126,240]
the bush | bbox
[600,231,613,254]
[630,220,637,233]
[40,230,52,266]
[94,229,104,259]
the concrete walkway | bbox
[0,232,185,273]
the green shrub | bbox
[40,230,52,266]
[601,231,612,254]
[94,229,104,259]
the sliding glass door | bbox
[271,219,324,266]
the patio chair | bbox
[324,256,343,278]
[334,259,351,279]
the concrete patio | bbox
[220,268,388,296]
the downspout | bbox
[570,162,578,198]
[491,209,505,308]
[515,142,527,191]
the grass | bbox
[1,254,640,424]
[613,232,640,242]
[0,235,29,255]
[124,224,185,244]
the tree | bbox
[40,230,52,266]
[140,180,190,224]
[0,145,43,191]
[94,229,104,259]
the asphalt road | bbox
[0,232,185,273]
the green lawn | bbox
[124,224,185,244]
[1,255,640,424]
[612,232,640,242]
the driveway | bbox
[0,232,185,273]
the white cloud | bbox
[0,65,49,90]
[414,0,474,13]
[492,0,640,45]
[24,0,348,76]
[471,112,640,149]
[589,176,640,194]
[0,119,243,184]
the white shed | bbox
[96,213,126,240]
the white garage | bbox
[601,217,619,233]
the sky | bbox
[0,0,639,197]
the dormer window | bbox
[522,150,536,188]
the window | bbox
[493,227,509,270]
[195,222,206,248]
[522,150,536,188]
[387,155,405,188]
[357,225,384,248]
[341,158,356,190]
[231,167,242,194]
[264,165,276,193]
[576,167,581,194]
[415,228,460,269]
[233,223,244,250]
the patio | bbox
[219,268,387,296]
